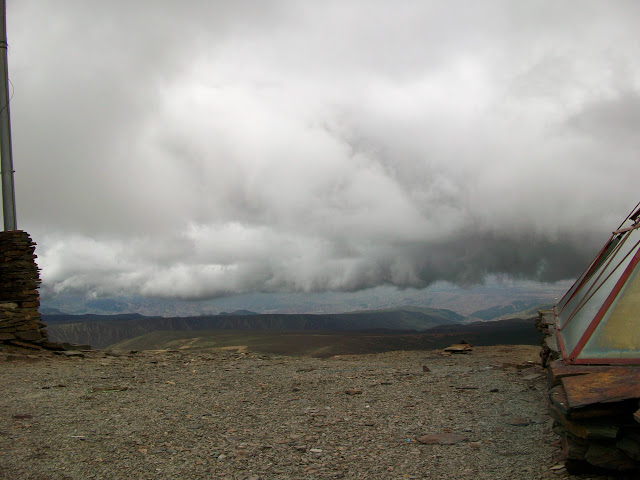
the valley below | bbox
[43,307,542,353]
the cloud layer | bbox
[6,1,640,300]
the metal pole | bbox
[0,0,17,231]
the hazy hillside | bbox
[44,307,466,349]
[43,313,147,325]
[469,300,545,320]
[40,281,570,317]
[344,305,465,324]
[107,317,540,356]
[421,316,539,337]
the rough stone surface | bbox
[0,231,47,347]
[0,345,612,479]
[415,433,468,445]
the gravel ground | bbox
[0,345,608,480]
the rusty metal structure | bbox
[537,205,640,473]
[554,202,640,365]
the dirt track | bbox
[0,345,603,479]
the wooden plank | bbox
[562,370,640,409]
[549,360,640,387]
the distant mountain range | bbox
[43,306,467,349]
[39,280,570,318]
[106,317,541,357]
[469,300,555,320]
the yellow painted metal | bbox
[590,267,640,354]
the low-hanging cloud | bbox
[6,1,640,301]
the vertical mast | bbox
[0,0,17,231]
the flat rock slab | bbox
[60,350,85,358]
[561,370,640,409]
[444,344,473,353]
[549,360,640,381]
[507,417,531,426]
[416,433,468,445]
[88,386,129,393]
[585,443,639,471]
[344,389,362,395]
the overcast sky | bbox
[4,0,640,302]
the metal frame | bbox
[558,247,640,364]
[555,205,640,365]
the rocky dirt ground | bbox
[0,345,614,480]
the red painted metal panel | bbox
[556,324,572,361]
[556,237,610,316]
[560,235,640,333]
[568,247,640,363]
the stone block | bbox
[618,435,640,461]
[585,443,637,471]
[16,322,40,331]
[0,230,47,349]
[15,329,44,342]
[19,301,40,308]
[8,340,43,350]
[562,435,588,460]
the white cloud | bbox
[6,1,640,301]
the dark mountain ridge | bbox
[106,317,541,357]
[44,307,466,349]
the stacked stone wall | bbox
[0,230,48,347]
[538,310,640,474]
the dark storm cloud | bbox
[4,1,640,300]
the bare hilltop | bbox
[0,344,607,480]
